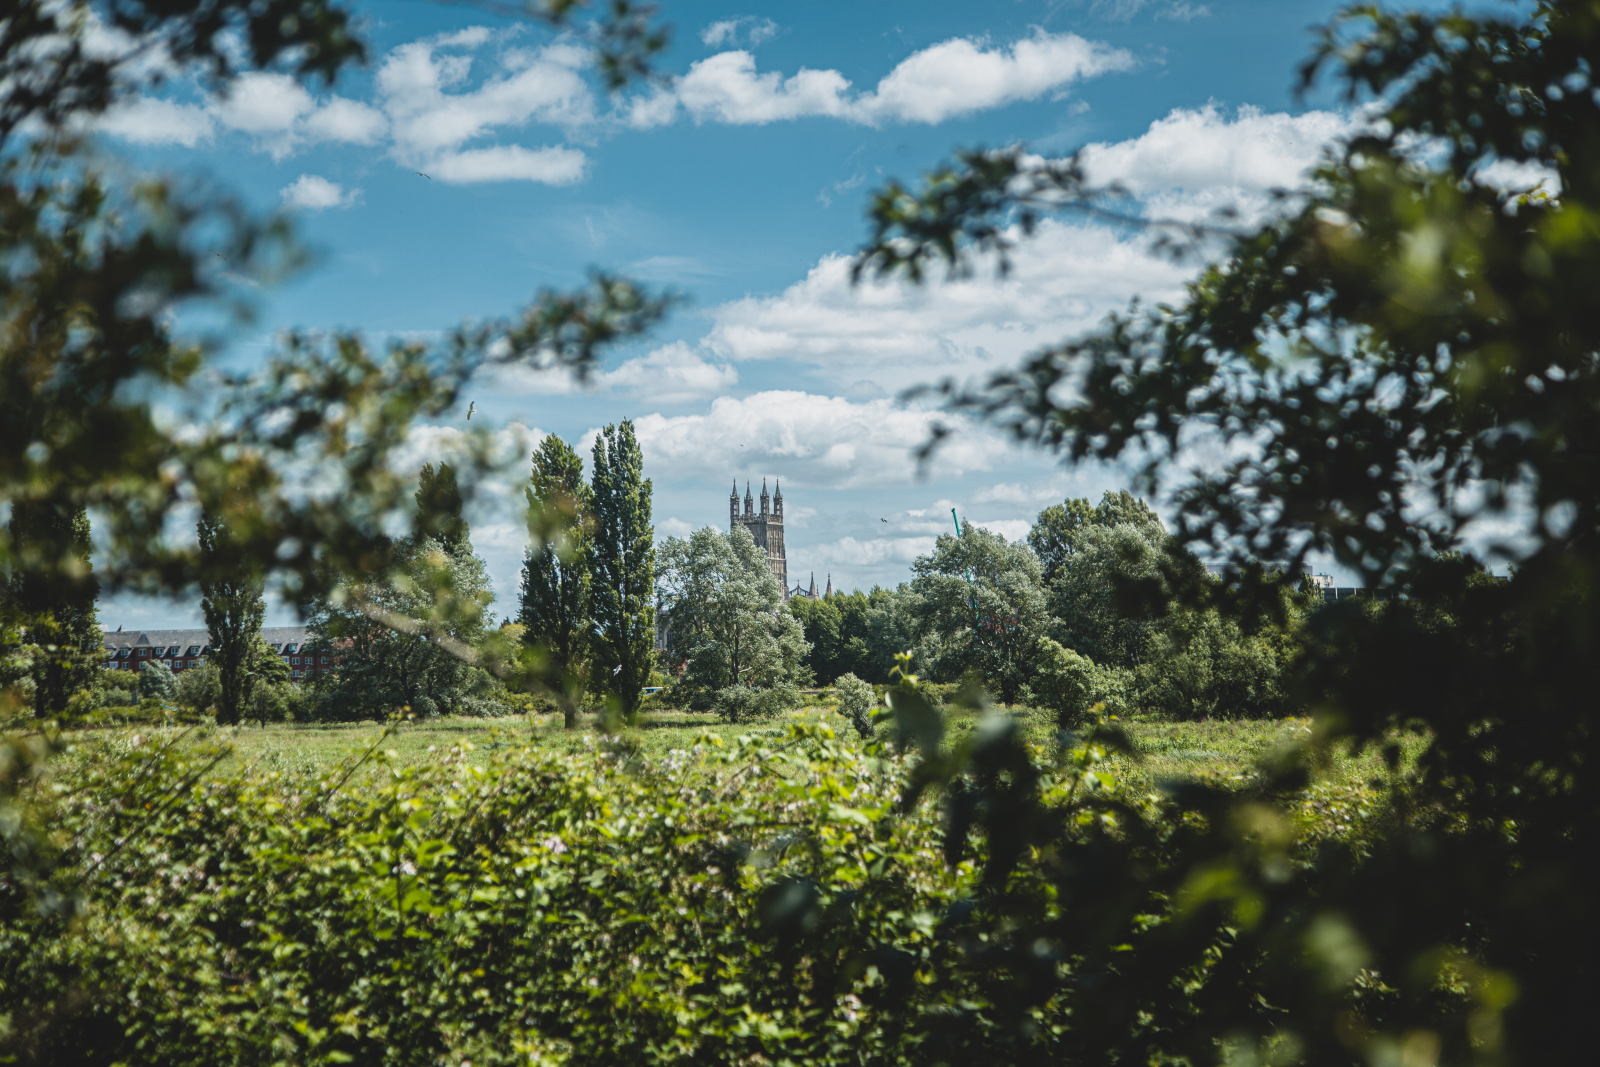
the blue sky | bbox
[95,0,1389,625]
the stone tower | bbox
[730,477,788,597]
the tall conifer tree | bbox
[517,435,592,729]
[6,502,99,714]
[198,508,265,726]
[588,420,654,721]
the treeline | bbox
[776,490,1311,722]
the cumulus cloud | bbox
[1079,104,1355,221]
[279,174,362,211]
[635,30,1132,128]
[608,391,1012,490]
[304,97,388,144]
[701,218,1192,389]
[212,72,314,136]
[598,342,739,402]
[673,52,852,124]
[854,31,1134,125]
[499,341,736,401]
[98,96,214,145]
[97,28,591,185]
[377,36,593,151]
[700,16,780,48]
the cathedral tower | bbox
[731,476,788,596]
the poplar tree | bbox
[198,509,265,726]
[588,420,654,722]
[6,502,99,714]
[415,462,470,556]
[517,435,592,729]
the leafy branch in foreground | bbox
[848,2,1600,1064]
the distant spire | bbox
[825,574,833,597]
[808,572,817,598]
[774,479,782,499]
[731,479,738,497]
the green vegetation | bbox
[3,0,1596,1063]
[587,420,657,720]
[198,507,267,725]
[516,435,593,729]
[309,466,503,720]
[657,524,809,717]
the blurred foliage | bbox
[1,1,672,713]
[854,1,1600,1062]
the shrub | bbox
[1025,636,1131,727]
[712,682,800,724]
[136,660,176,702]
[834,672,878,738]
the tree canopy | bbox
[657,525,809,710]
[854,1,1600,1061]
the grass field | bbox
[67,703,1423,797]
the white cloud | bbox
[100,28,591,186]
[805,535,937,570]
[700,17,780,48]
[969,518,1033,542]
[1078,104,1355,220]
[597,342,738,403]
[658,517,696,538]
[675,51,853,124]
[654,30,1132,128]
[97,96,214,145]
[305,97,389,144]
[377,34,594,160]
[612,391,1012,490]
[853,31,1134,125]
[495,340,734,402]
[701,218,1192,389]
[623,87,683,129]
[279,174,362,211]
[425,144,587,184]
[211,71,315,146]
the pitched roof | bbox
[101,625,313,652]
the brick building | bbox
[102,626,333,681]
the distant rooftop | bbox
[101,625,312,651]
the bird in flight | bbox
[211,250,225,262]
[417,171,432,180]
[881,518,888,523]
[466,401,476,421]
